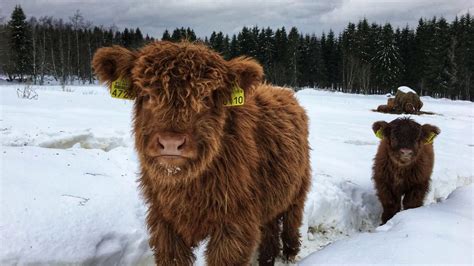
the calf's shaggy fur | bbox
[92,41,310,266]
[372,118,440,224]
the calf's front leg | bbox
[206,221,260,266]
[403,184,428,210]
[149,219,195,266]
[376,182,401,224]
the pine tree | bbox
[7,5,33,81]
[341,22,357,92]
[229,34,239,58]
[430,18,451,97]
[319,32,328,87]
[209,31,226,54]
[185,27,196,41]
[237,26,257,57]
[310,35,325,88]
[0,21,11,79]
[287,27,300,87]
[145,34,152,43]
[371,23,401,93]
[133,27,143,48]
[396,26,417,89]
[450,16,465,99]
[122,28,132,47]
[297,34,316,87]
[162,29,171,41]
[462,13,474,100]
[414,18,431,95]
[321,30,338,89]
[171,28,184,42]
[222,34,230,59]
[446,36,458,99]
[272,27,289,85]
[256,27,274,77]
[209,31,217,46]
[353,19,375,93]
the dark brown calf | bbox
[372,117,440,224]
[376,104,391,113]
[92,41,310,266]
[376,98,396,113]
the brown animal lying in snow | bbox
[376,98,395,113]
[372,117,440,224]
[92,41,310,266]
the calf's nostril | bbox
[158,139,165,150]
[177,138,186,150]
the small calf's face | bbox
[373,118,440,165]
[92,41,263,180]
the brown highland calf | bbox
[92,41,310,266]
[376,98,395,113]
[372,117,440,224]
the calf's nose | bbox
[400,148,413,157]
[158,134,186,156]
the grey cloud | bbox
[1,0,472,38]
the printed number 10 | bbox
[234,96,243,104]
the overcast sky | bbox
[1,0,472,38]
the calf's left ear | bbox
[227,56,264,94]
[372,121,389,140]
[421,124,440,144]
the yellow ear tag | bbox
[425,132,437,144]
[375,128,384,140]
[110,78,135,100]
[224,85,245,107]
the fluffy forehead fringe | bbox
[133,41,231,109]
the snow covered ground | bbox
[1,84,472,265]
[300,184,473,265]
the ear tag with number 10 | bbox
[224,85,245,107]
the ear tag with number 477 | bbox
[224,85,245,107]
[110,78,136,100]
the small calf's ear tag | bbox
[375,128,384,140]
[425,132,437,144]
[224,85,245,107]
[110,78,135,100]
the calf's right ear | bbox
[372,121,389,140]
[227,56,264,95]
[421,124,440,144]
[92,46,137,86]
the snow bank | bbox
[0,146,152,265]
[300,184,474,265]
[1,85,472,265]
